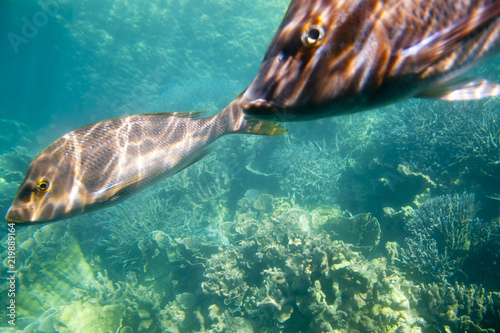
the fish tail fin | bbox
[222,98,287,135]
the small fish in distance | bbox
[240,0,500,121]
[5,99,286,223]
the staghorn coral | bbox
[411,282,500,332]
[399,193,491,282]
[158,153,232,227]
[73,269,166,332]
[323,112,381,161]
[378,98,500,193]
[270,140,349,205]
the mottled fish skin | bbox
[5,99,285,223]
[240,0,500,121]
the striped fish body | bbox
[240,0,500,121]
[5,100,285,222]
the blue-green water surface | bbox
[1,1,500,332]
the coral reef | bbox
[3,1,500,332]
[3,193,499,332]
[411,282,500,332]
[399,193,491,282]
[322,212,381,255]
[270,140,349,205]
[202,196,420,332]
[378,99,500,194]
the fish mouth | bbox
[5,209,30,223]
[5,216,25,223]
[239,90,291,121]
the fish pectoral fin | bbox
[399,1,500,73]
[181,146,215,171]
[239,118,287,135]
[418,79,500,101]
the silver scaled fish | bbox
[240,0,500,121]
[5,99,285,223]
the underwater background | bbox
[1,0,500,332]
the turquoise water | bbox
[1,1,500,332]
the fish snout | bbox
[5,197,64,223]
[5,206,32,223]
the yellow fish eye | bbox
[35,179,50,192]
[301,23,325,47]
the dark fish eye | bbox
[36,179,50,192]
[301,24,325,47]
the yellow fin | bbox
[223,97,287,135]
[418,79,500,101]
[236,116,287,135]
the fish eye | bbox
[301,24,325,47]
[35,179,50,192]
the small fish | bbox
[5,99,286,223]
[240,0,500,121]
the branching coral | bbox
[270,140,349,205]
[399,193,491,282]
[411,282,500,332]
[378,99,500,191]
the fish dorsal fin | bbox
[399,1,500,73]
[143,110,212,119]
[418,79,500,101]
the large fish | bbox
[5,99,285,223]
[240,0,500,121]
